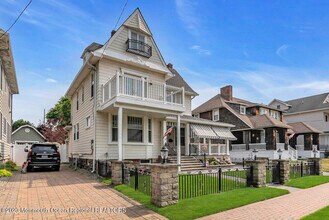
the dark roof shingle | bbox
[286,93,329,114]
[166,67,198,95]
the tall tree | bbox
[12,119,34,131]
[46,96,71,126]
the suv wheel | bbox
[54,166,60,171]
[27,166,32,172]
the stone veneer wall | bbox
[150,164,178,207]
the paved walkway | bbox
[267,184,301,193]
[0,166,165,220]
[200,182,329,220]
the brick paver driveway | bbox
[200,182,329,220]
[0,166,165,220]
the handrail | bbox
[126,39,152,58]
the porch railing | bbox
[249,143,266,150]
[102,73,185,107]
[231,144,247,151]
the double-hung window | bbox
[86,116,91,128]
[127,116,143,142]
[76,123,79,140]
[81,85,84,103]
[240,106,246,115]
[73,125,76,140]
[213,109,219,121]
[76,92,79,111]
[131,31,146,52]
[112,115,118,142]
[91,73,95,98]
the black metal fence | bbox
[124,166,152,196]
[265,160,280,184]
[96,160,111,178]
[178,168,248,200]
[290,161,315,179]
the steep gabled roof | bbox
[268,98,291,107]
[288,122,322,134]
[285,93,329,114]
[12,125,46,140]
[166,66,198,96]
[81,42,103,58]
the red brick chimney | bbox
[167,63,173,69]
[220,85,233,101]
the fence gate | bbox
[122,164,151,196]
[266,161,280,184]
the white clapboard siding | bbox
[184,95,192,116]
[70,71,94,159]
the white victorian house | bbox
[66,8,235,172]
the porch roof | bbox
[212,127,237,140]
[249,115,292,129]
[190,124,219,139]
[165,115,235,128]
[288,122,322,134]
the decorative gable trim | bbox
[323,94,329,104]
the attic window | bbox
[126,30,152,58]
[323,94,329,104]
[240,106,246,115]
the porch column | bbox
[177,115,181,171]
[304,134,313,151]
[265,128,277,150]
[313,133,320,150]
[185,123,190,156]
[208,138,211,155]
[289,134,298,149]
[162,120,167,146]
[226,139,230,155]
[245,131,250,150]
[118,107,123,161]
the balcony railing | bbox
[102,73,185,107]
[126,39,152,58]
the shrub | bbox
[0,160,18,171]
[0,169,12,177]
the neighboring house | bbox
[0,29,19,161]
[11,125,46,164]
[192,85,296,160]
[65,8,235,172]
[269,93,329,155]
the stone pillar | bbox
[273,160,290,184]
[248,160,266,188]
[308,158,323,175]
[304,134,313,150]
[150,164,178,207]
[111,161,123,185]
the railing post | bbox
[134,167,138,190]
[163,83,166,104]
[301,162,303,177]
[218,168,222,192]
[116,71,120,95]
[142,77,145,100]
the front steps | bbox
[167,155,207,172]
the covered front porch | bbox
[288,122,322,158]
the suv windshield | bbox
[32,145,57,154]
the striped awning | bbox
[190,124,219,139]
[212,127,237,140]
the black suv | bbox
[25,143,61,171]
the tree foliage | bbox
[46,96,71,126]
[37,123,67,144]
[12,119,34,131]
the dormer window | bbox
[240,106,246,115]
[127,30,152,58]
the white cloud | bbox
[276,44,290,60]
[46,78,57,83]
[190,45,211,56]
[175,0,200,35]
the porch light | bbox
[252,148,258,160]
[160,145,169,164]
[277,148,283,160]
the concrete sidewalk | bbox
[199,182,329,220]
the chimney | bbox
[220,85,233,101]
[111,30,116,37]
[167,63,173,69]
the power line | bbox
[100,0,129,59]
[0,0,33,39]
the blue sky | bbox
[1,0,329,125]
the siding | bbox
[108,23,164,66]
[183,95,192,116]
[70,70,95,159]
[12,128,45,143]
[0,64,13,160]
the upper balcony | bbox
[126,39,152,58]
[100,72,185,113]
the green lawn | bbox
[224,170,273,183]
[302,206,329,219]
[284,176,329,189]
[115,185,288,220]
